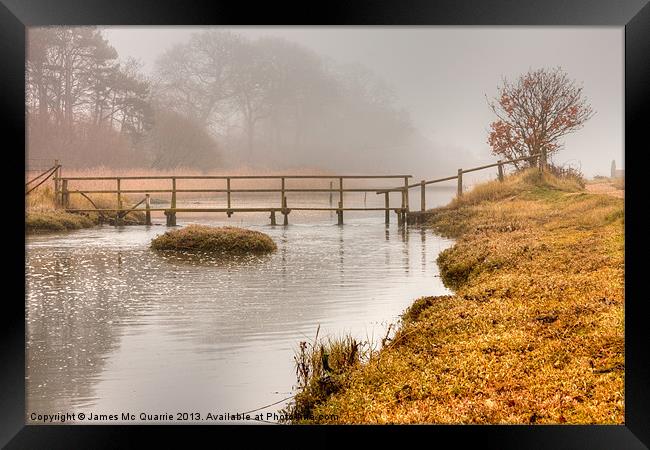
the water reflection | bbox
[26,213,454,423]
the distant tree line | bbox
[27,27,416,171]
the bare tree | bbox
[487,67,594,168]
[154,31,243,126]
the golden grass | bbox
[291,169,624,424]
[26,178,145,232]
[150,225,277,254]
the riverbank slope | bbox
[299,169,624,424]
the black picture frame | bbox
[2,1,648,447]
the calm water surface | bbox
[26,189,455,424]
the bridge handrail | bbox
[376,153,542,194]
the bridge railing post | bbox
[457,169,463,198]
[116,177,123,226]
[420,180,426,212]
[329,181,333,207]
[282,196,289,226]
[497,161,504,182]
[53,159,60,208]
[338,177,344,225]
[384,192,390,225]
[62,179,69,209]
[145,194,151,226]
[166,177,177,226]
[226,177,232,217]
[404,177,410,212]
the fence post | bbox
[145,194,151,226]
[116,178,123,226]
[53,159,60,207]
[384,192,390,225]
[457,169,463,198]
[403,176,410,213]
[226,177,232,217]
[167,177,177,226]
[420,180,426,212]
[329,181,333,207]
[338,177,344,225]
[62,179,69,209]
[282,196,289,226]
[497,161,504,182]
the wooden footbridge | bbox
[27,153,544,227]
[54,174,415,226]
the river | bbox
[26,187,455,424]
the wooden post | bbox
[457,169,463,198]
[270,210,276,226]
[116,178,122,226]
[282,196,289,226]
[403,177,410,212]
[338,177,344,225]
[167,177,177,226]
[540,148,547,173]
[420,180,426,212]
[62,179,69,209]
[329,181,333,207]
[497,161,504,182]
[53,159,60,207]
[396,209,403,226]
[384,192,390,225]
[226,177,232,217]
[281,177,285,210]
[145,194,151,226]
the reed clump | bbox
[295,169,624,424]
[150,225,277,254]
[281,328,370,423]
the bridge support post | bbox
[384,192,390,225]
[145,194,151,226]
[165,211,176,227]
[396,209,404,226]
[270,210,276,226]
[337,201,344,225]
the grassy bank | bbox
[290,169,624,424]
[150,225,277,254]
[26,185,145,234]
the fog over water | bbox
[104,26,623,179]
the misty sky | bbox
[104,26,623,177]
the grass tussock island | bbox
[26,185,145,234]
[150,225,277,255]
[287,169,624,424]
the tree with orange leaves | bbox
[487,67,594,169]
